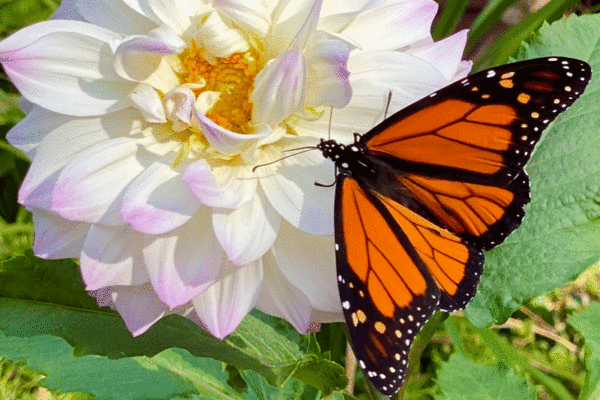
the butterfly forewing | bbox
[335,174,483,394]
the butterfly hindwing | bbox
[335,174,483,394]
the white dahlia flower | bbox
[0,0,470,338]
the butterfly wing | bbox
[362,57,591,249]
[335,174,483,395]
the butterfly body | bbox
[320,57,591,396]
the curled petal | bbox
[194,11,249,58]
[304,31,352,108]
[251,48,306,126]
[81,224,149,290]
[147,0,201,34]
[164,86,196,125]
[192,108,269,155]
[129,83,167,123]
[192,261,263,339]
[112,35,181,93]
[0,20,132,116]
[213,190,280,265]
[183,159,257,209]
[142,210,223,309]
[213,0,271,37]
[268,0,322,57]
[121,158,202,234]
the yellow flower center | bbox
[179,41,260,134]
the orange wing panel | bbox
[399,174,515,238]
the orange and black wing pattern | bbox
[335,175,484,395]
[363,57,591,249]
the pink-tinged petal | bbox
[408,29,470,81]
[31,210,89,259]
[122,158,202,234]
[191,108,270,155]
[164,87,195,125]
[183,159,257,209]
[268,0,322,57]
[0,20,134,116]
[192,261,263,339]
[51,135,179,225]
[50,0,85,21]
[251,49,306,127]
[454,60,473,81]
[76,0,158,35]
[341,0,438,51]
[193,11,249,58]
[214,0,271,37]
[272,220,340,312]
[80,225,149,290]
[111,284,169,336]
[142,210,223,308]
[213,190,280,265]
[256,252,312,333]
[304,31,352,108]
[129,83,167,123]
[17,109,154,211]
[112,35,181,93]
[260,151,335,235]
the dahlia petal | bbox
[251,48,306,127]
[76,0,157,35]
[6,106,59,159]
[17,108,146,211]
[213,0,271,38]
[147,0,199,34]
[259,151,335,235]
[52,135,178,225]
[142,210,223,308]
[164,87,196,125]
[408,29,470,81]
[268,0,322,57]
[194,11,249,58]
[111,284,169,336]
[122,158,202,234]
[183,159,256,209]
[31,210,89,259]
[304,31,352,108]
[0,20,133,116]
[213,190,280,265]
[341,0,438,51]
[191,108,269,155]
[80,225,149,290]
[129,83,167,123]
[112,35,181,93]
[256,252,312,333]
[50,0,85,21]
[192,261,263,339]
[272,220,341,313]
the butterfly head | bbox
[317,137,376,178]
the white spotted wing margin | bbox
[334,173,442,396]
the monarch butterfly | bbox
[318,57,591,396]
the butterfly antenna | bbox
[252,147,317,172]
[384,90,393,119]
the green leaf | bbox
[475,0,581,70]
[0,90,25,126]
[432,0,469,41]
[0,0,58,36]
[466,0,520,54]
[466,14,600,327]
[0,330,243,400]
[0,255,346,394]
[568,303,600,400]
[437,354,536,400]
